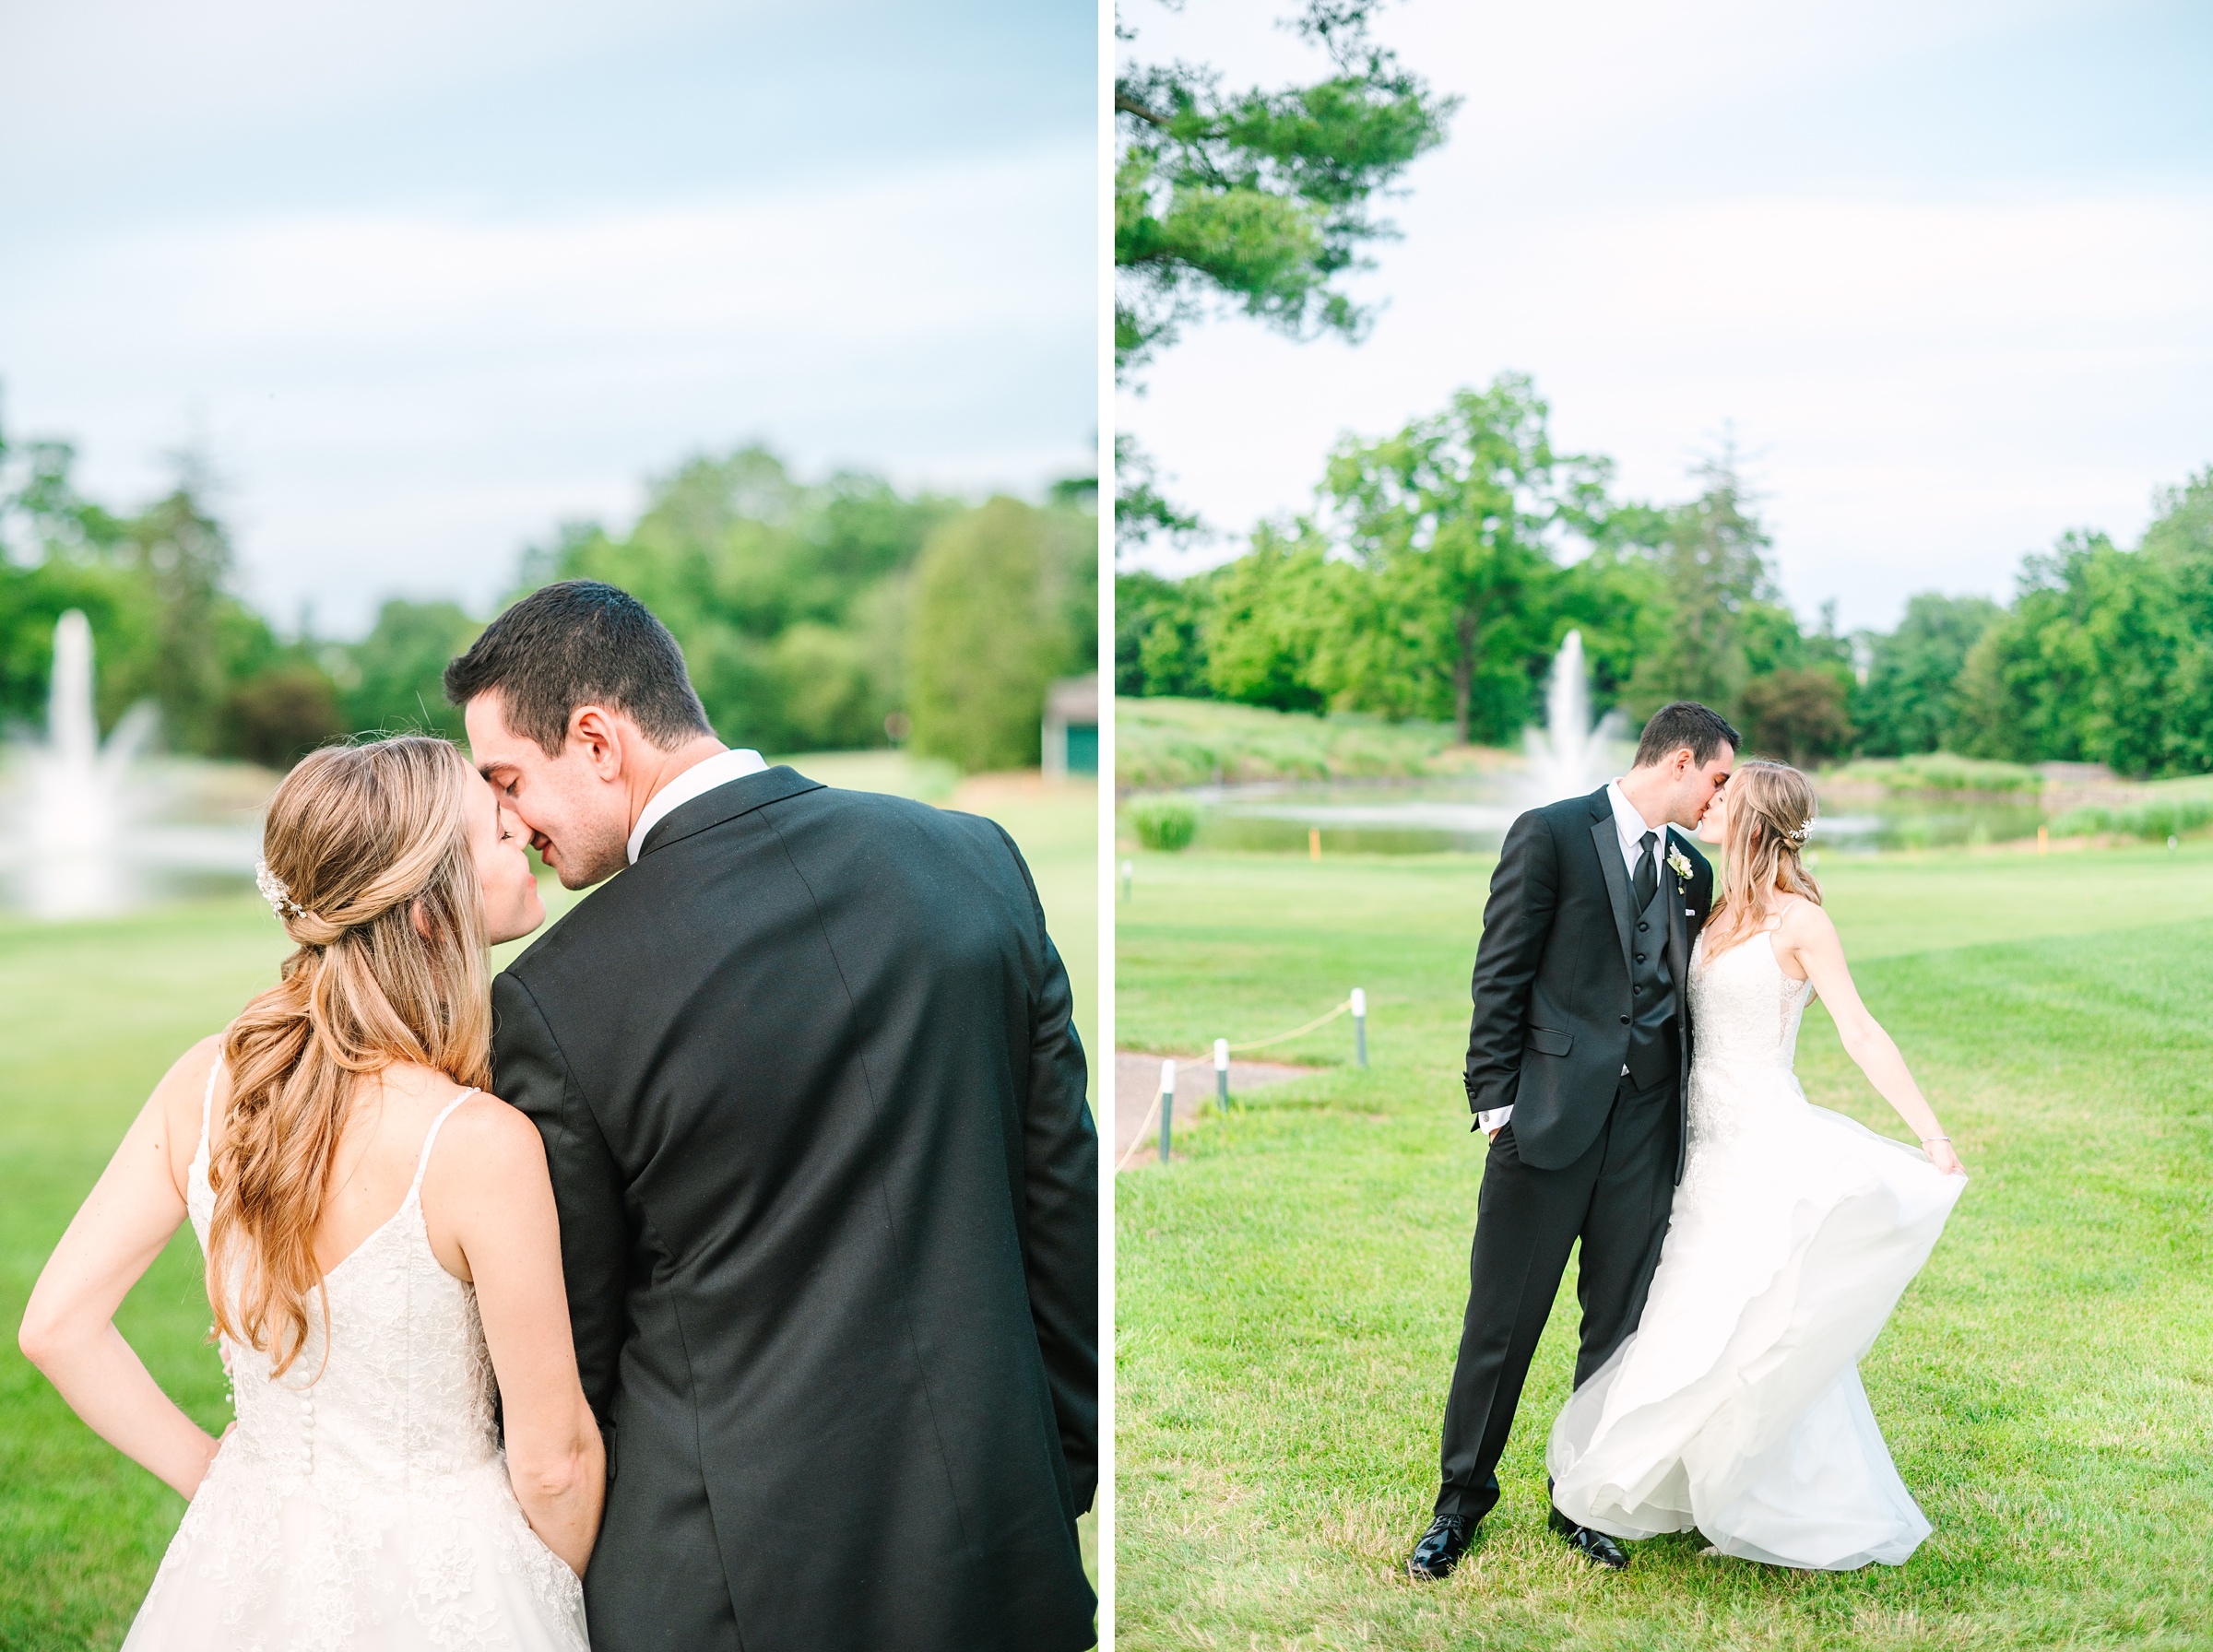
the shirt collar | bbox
[1606,779,1662,856]
[626,748,769,865]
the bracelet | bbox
[1921,1135,1949,1144]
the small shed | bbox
[1042,673,1098,778]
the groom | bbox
[445,582,1097,1651]
[1407,701,1737,1579]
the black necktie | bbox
[1634,830,1658,909]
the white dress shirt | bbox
[1479,780,1663,1137]
[625,747,769,865]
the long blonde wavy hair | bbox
[207,737,491,1378]
[1702,759,1824,957]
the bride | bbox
[18,736,597,1648]
[1547,759,1968,1571]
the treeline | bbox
[1118,373,2213,779]
[0,428,1095,773]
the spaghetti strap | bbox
[200,1055,220,1158]
[409,1088,480,1198]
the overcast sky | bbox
[0,0,1094,636]
[1118,0,2213,634]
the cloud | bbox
[4,143,1096,633]
[1116,0,2213,630]
[1122,186,2213,626]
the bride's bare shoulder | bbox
[426,1092,549,1186]
[151,1032,228,1186]
[1777,896,1841,947]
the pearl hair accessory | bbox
[1787,818,1815,844]
[254,859,307,921]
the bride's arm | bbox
[18,1040,227,1498]
[1780,903,1964,1175]
[431,1096,606,1577]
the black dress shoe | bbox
[1406,1513,1476,1580]
[1548,1504,1628,1570]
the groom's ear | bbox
[567,704,629,783]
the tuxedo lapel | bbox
[637,764,822,860]
[1663,826,1691,986]
[1586,790,1635,975]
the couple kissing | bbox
[21,581,1099,1652]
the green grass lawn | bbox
[0,771,1095,1651]
[1117,844,2213,1651]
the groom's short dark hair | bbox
[1633,701,1740,769]
[444,580,714,755]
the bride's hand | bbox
[1922,1137,1965,1176]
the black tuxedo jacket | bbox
[1462,785,1713,1178]
[491,766,1097,1652]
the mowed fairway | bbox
[0,773,1095,1652]
[1116,844,2213,1650]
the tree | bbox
[1115,568,1213,697]
[1953,536,2108,766]
[1623,451,1791,725]
[1739,667,1853,767]
[220,666,345,769]
[1113,434,1202,553]
[1317,374,1585,743]
[1949,478,2213,778]
[906,499,1095,772]
[523,446,961,753]
[1852,593,2001,755]
[1201,521,1331,712]
[1114,0,1456,546]
[0,421,323,761]
[1116,0,1457,375]
[329,599,483,740]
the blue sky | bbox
[1118,0,2213,633]
[0,0,1095,634]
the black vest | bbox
[1624,857,1678,1090]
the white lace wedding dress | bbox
[1547,915,1966,1569]
[122,1069,588,1650]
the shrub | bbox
[2051,797,2213,840]
[1130,796,1201,852]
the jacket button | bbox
[1638,922,1649,933]
[1619,1014,1630,1024]
[1634,952,1645,962]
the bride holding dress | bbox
[1547,759,1968,1571]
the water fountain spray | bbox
[1521,631,1627,806]
[18,611,159,918]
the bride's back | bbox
[188,1056,499,1489]
[202,738,495,1382]
[205,1058,483,1287]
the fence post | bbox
[1352,987,1368,1068]
[1214,1038,1229,1110]
[1158,1058,1176,1162]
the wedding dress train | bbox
[1547,918,1965,1570]
[122,1068,588,1650]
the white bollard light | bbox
[1158,1058,1177,1162]
[1351,987,1368,1068]
[1214,1037,1230,1109]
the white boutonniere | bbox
[1665,844,1694,885]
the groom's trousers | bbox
[1434,1070,1679,1523]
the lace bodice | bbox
[1684,919,1818,1162]
[1688,923,1816,1076]
[131,1067,586,1650]
[186,1071,500,1490]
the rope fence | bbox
[1118,988,1368,1172]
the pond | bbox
[1174,774,2054,856]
